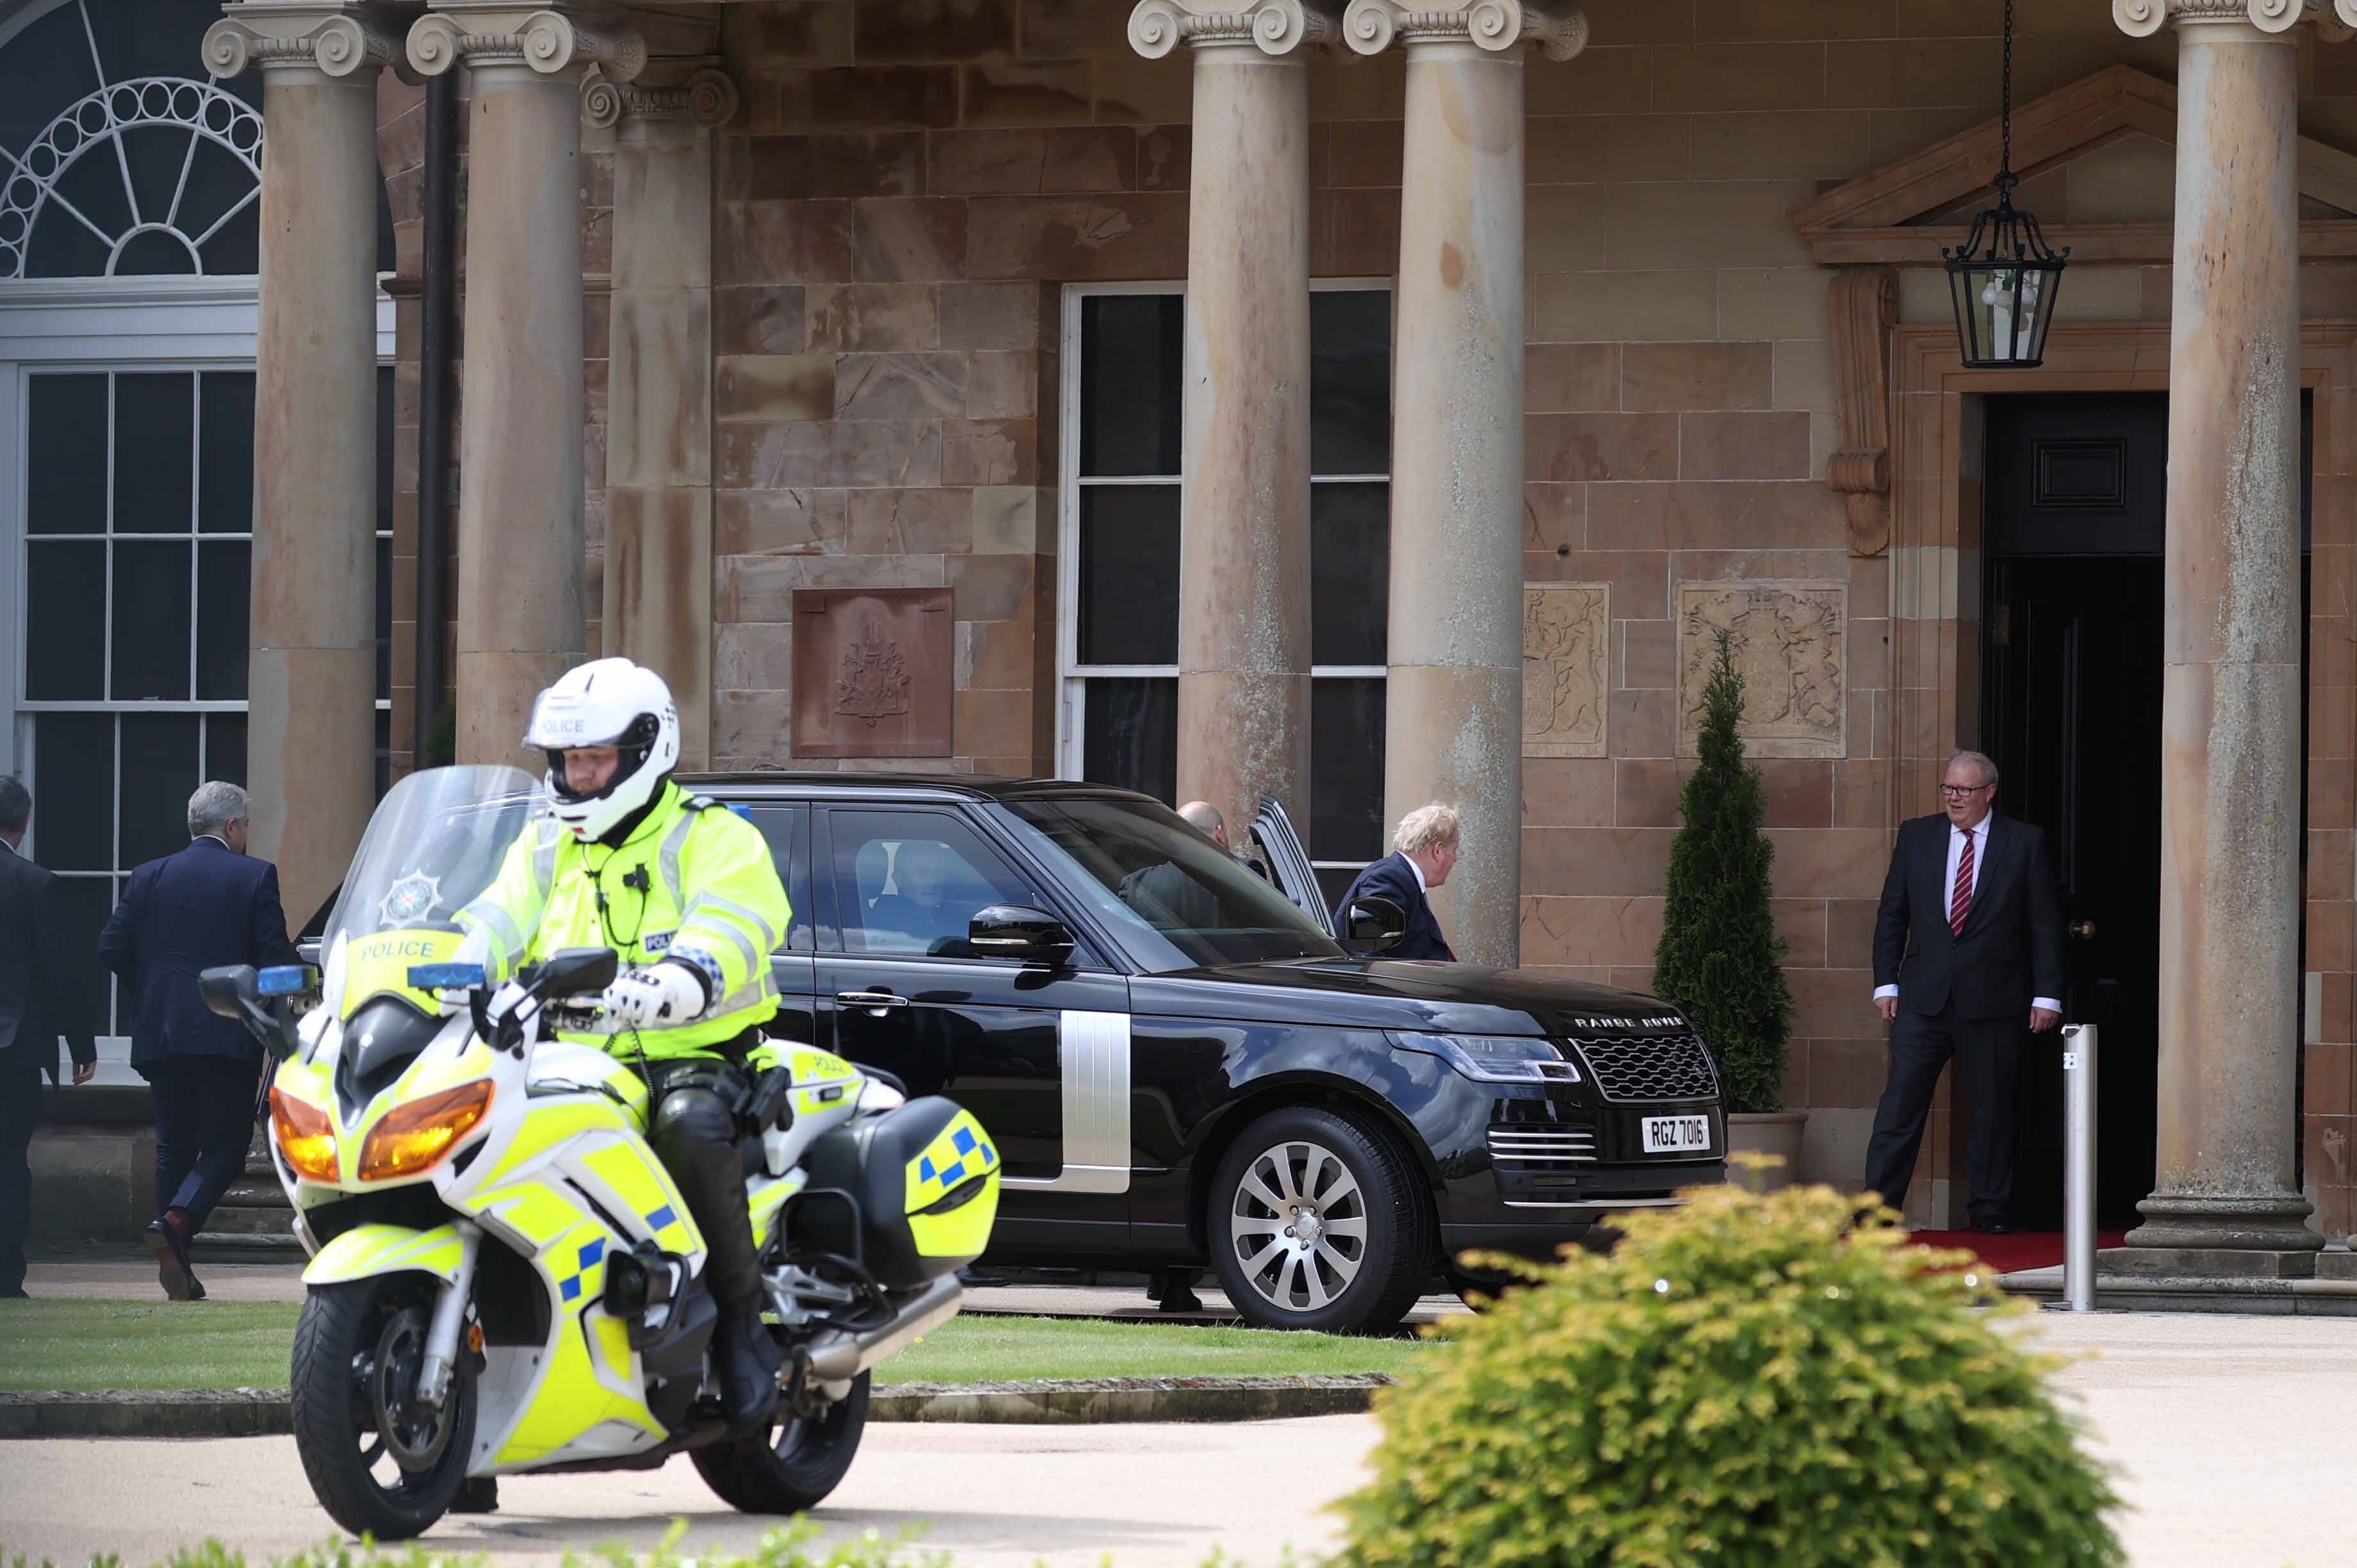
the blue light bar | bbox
[409,962,485,990]
[257,965,313,997]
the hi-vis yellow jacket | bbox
[461,781,789,1061]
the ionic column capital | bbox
[1342,0,1588,59]
[1128,1,1343,58]
[581,60,738,131]
[2114,0,2357,38]
[407,3,647,83]
[203,3,411,83]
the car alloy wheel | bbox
[1228,1138,1370,1313]
[1207,1105,1434,1334]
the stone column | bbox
[1346,1,1585,967]
[407,4,644,766]
[585,62,735,770]
[202,4,400,925]
[2111,0,2357,1263]
[1129,3,1334,838]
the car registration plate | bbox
[1642,1115,1711,1154]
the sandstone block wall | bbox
[357,0,2357,1222]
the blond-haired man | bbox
[1330,803,1460,961]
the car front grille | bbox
[1486,1125,1597,1166]
[1564,1034,1719,1104]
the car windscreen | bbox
[993,797,1344,971]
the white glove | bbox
[601,963,709,1029]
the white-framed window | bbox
[1055,279,1394,912]
[0,0,266,281]
[1,0,401,1084]
[1,340,396,1084]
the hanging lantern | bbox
[1943,0,2067,368]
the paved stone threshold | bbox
[0,1375,1395,1439]
[2002,1263,2357,1315]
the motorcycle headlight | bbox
[270,1088,339,1183]
[1394,1032,1581,1085]
[358,1079,494,1182]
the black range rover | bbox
[679,774,1725,1333]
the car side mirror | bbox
[969,904,1075,965]
[1341,896,1407,956]
[525,946,620,1000]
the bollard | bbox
[2061,1023,2098,1312]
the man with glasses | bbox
[1863,750,2064,1235]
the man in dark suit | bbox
[99,781,296,1300]
[0,776,97,1297]
[1331,802,1460,961]
[1864,750,2065,1234]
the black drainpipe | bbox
[413,69,458,762]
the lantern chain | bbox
[1999,0,2014,192]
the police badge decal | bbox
[379,871,442,927]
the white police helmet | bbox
[523,658,681,842]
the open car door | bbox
[1249,793,1325,922]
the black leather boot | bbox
[715,1294,781,1430]
[450,1476,500,1514]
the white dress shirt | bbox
[1403,852,1428,895]
[1872,817,2060,1013]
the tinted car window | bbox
[993,796,1344,971]
[828,808,1037,958]
[736,803,816,952]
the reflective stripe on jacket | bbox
[460,781,788,1060]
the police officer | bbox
[460,657,790,1433]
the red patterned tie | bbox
[1950,828,1975,936]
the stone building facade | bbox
[12,0,2357,1264]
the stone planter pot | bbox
[1725,1110,1809,1192]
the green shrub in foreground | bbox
[1333,1177,2123,1568]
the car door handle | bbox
[835,990,910,1014]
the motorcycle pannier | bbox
[790,1097,1000,1290]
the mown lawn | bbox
[0,1299,1431,1392]
[0,1300,296,1391]
[885,1312,1430,1383]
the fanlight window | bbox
[0,0,264,279]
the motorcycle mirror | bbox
[409,961,487,992]
[199,965,258,1021]
[530,947,619,1001]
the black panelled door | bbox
[1982,393,2312,1229]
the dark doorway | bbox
[1982,393,2310,1230]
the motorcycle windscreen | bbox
[317,764,545,1019]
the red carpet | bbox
[1905,1230,2128,1274]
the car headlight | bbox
[1394,1032,1581,1084]
[358,1080,494,1182]
[270,1088,339,1183]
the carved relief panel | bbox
[1676,583,1847,760]
[791,588,953,758]
[1522,583,1610,758]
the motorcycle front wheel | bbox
[692,1371,870,1514]
[291,1275,477,1540]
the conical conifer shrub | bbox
[1653,628,1793,1113]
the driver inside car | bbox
[453,657,792,1455]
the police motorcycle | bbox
[199,764,1002,1540]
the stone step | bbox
[191,1228,304,1264]
[199,1204,297,1239]
[220,1177,290,1209]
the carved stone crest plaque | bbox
[791,587,953,758]
[1676,582,1847,759]
[1522,583,1609,758]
